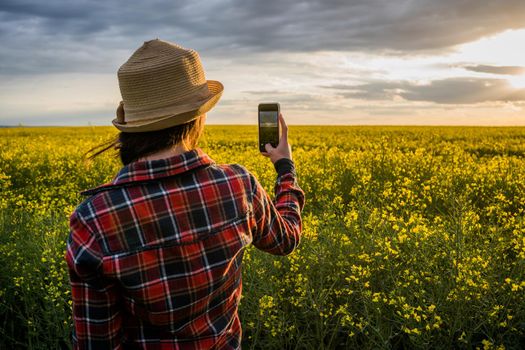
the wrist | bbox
[274,158,295,176]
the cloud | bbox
[463,65,525,75]
[2,0,525,126]
[184,0,525,53]
[239,90,342,111]
[1,0,525,75]
[326,78,525,104]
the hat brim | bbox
[112,80,223,133]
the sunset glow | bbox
[508,75,525,89]
[454,29,525,67]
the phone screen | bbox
[259,110,279,152]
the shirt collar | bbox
[80,147,215,196]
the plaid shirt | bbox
[65,147,305,349]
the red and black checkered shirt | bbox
[65,147,305,349]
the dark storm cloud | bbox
[181,0,525,52]
[0,0,194,75]
[464,65,525,75]
[1,0,525,75]
[326,78,525,104]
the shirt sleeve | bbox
[65,210,123,349]
[249,159,305,255]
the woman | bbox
[65,39,305,349]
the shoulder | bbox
[69,192,104,231]
[203,163,261,199]
[210,163,257,184]
[204,162,250,178]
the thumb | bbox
[264,143,275,153]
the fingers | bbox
[279,113,288,141]
[261,143,273,157]
[260,114,290,162]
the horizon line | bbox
[2,124,525,128]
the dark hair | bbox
[87,117,204,165]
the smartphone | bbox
[258,103,280,152]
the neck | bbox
[139,143,191,162]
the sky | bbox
[1,0,525,126]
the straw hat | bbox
[112,39,223,132]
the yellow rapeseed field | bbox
[0,126,524,349]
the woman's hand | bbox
[261,113,292,164]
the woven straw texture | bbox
[112,39,223,132]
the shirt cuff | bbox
[274,158,296,177]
